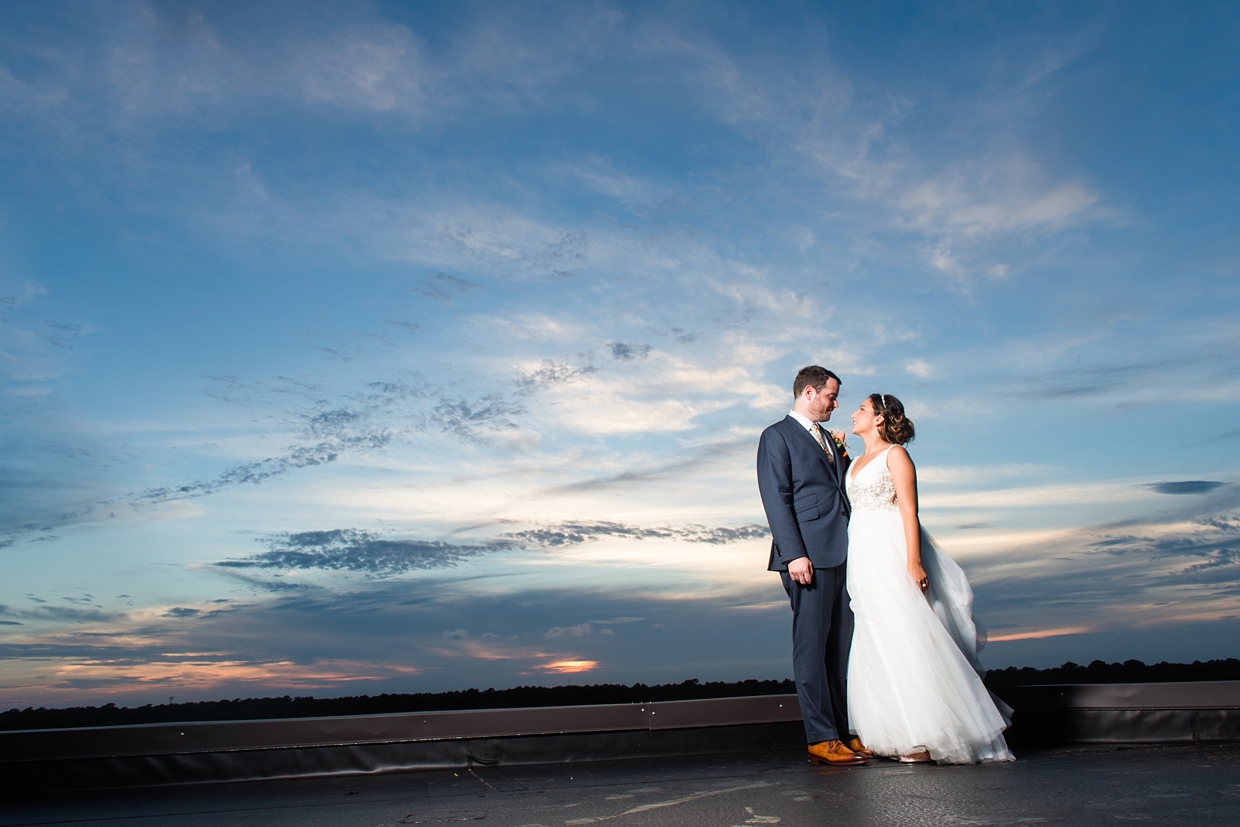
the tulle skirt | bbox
[847,508,1014,764]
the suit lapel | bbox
[837,450,850,512]
[836,441,852,514]
[826,430,849,491]
[784,417,839,483]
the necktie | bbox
[810,423,835,465]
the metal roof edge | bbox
[4,681,1239,764]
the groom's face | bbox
[808,379,840,422]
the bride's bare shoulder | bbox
[885,444,914,469]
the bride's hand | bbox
[908,562,929,592]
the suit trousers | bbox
[781,561,854,744]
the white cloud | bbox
[918,463,1052,485]
[923,479,1158,510]
[897,161,1100,237]
[520,344,786,436]
[545,622,592,638]
[488,315,586,343]
[905,359,933,378]
[290,27,430,113]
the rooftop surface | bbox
[4,742,1239,827]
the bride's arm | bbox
[888,446,928,591]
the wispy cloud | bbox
[609,342,651,361]
[218,529,513,577]
[219,520,769,577]
[516,359,596,391]
[1148,481,1227,496]
[134,410,397,505]
[966,504,1240,632]
[504,521,768,547]
[1001,352,1238,401]
[546,623,594,638]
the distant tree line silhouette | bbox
[3,659,1237,731]
[981,658,1240,687]
[0,678,792,731]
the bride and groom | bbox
[757,365,1013,765]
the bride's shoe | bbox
[898,747,933,763]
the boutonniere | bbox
[830,430,850,458]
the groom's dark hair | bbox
[793,366,840,397]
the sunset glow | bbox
[987,627,1094,643]
[539,661,599,675]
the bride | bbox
[844,393,1014,764]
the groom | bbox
[757,366,869,765]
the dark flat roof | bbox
[4,683,1239,793]
[0,694,800,762]
[4,742,1240,827]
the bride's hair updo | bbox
[869,393,915,445]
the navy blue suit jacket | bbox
[757,415,852,572]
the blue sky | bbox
[2,1,1239,708]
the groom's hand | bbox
[788,556,814,585]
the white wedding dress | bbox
[846,446,1014,764]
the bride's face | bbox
[851,399,880,436]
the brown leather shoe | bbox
[844,737,875,759]
[807,739,869,765]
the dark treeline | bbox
[0,678,793,732]
[4,659,1238,731]
[982,658,1240,687]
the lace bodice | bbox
[846,447,899,512]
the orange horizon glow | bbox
[987,626,1092,642]
[44,658,420,694]
[539,659,598,674]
